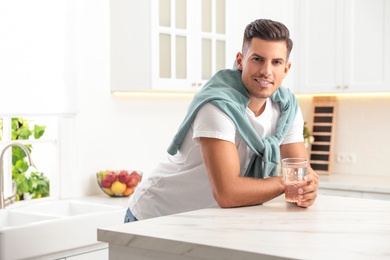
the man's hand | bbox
[297,166,318,207]
[280,142,319,207]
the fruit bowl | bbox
[96,170,142,197]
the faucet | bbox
[0,142,35,209]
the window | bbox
[0,117,59,201]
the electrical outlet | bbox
[336,153,356,164]
[336,153,345,163]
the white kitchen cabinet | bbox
[65,248,108,260]
[295,0,390,93]
[110,0,227,92]
[31,245,108,260]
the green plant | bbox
[303,122,311,140]
[5,118,49,200]
[303,122,314,148]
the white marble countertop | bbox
[319,174,390,194]
[98,195,390,260]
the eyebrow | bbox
[251,53,286,63]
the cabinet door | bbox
[152,0,195,91]
[152,0,227,92]
[344,0,390,92]
[110,0,152,92]
[111,0,227,92]
[297,0,345,93]
[297,0,390,94]
[196,0,227,88]
[66,248,108,260]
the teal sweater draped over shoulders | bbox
[167,69,299,178]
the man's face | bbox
[236,38,291,99]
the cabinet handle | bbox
[197,83,202,87]
[342,85,348,89]
[336,85,341,89]
[191,83,196,87]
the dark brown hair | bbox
[242,19,293,60]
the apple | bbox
[127,175,139,188]
[130,171,142,182]
[118,170,131,183]
[101,178,112,188]
[130,170,140,176]
[105,171,118,183]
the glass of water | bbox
[281,158,308,203]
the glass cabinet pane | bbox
[176,36,187,79]
[202,0,212,33]
[175,0,186,29]
[154,0,226,90]
[159,0,171,27]
[216,40,225,71]
[216,0,225,34]
[202,39,212,80]
[159,34,171,78]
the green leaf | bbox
[19,126,32,140]
[12,146,27,164]
[14,174,29,195]
[33,125,46,139]
[14,159,29,173]
[28,172,50,198]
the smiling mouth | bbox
[255,78,273,87]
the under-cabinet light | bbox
[112,91,390,100]
[111,91,195,99]
[295,92,390,99]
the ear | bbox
[283,61,292,78]
[235,52,243,71]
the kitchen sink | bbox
[0,210,56,229]
[0,199,126,260]
[13,200,122,217]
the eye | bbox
[273,60,283,65]
[252,57,263,62]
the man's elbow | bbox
[212,190,240,208]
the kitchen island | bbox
[98,195,390,260]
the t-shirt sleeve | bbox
[192,103,237,143]
[281,106,305,145]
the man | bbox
[125,19,318,222]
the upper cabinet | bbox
[295,0,390,93]
[110,0,389,94]
[110,0,227,92]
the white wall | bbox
[60,0,390,198]
[298,96,390,177]
[59,0,193,198]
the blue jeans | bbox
[124,208,138,223]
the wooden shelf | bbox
[309,96,338,175]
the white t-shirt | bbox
[129,99,304,220]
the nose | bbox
[259,61,272,78]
